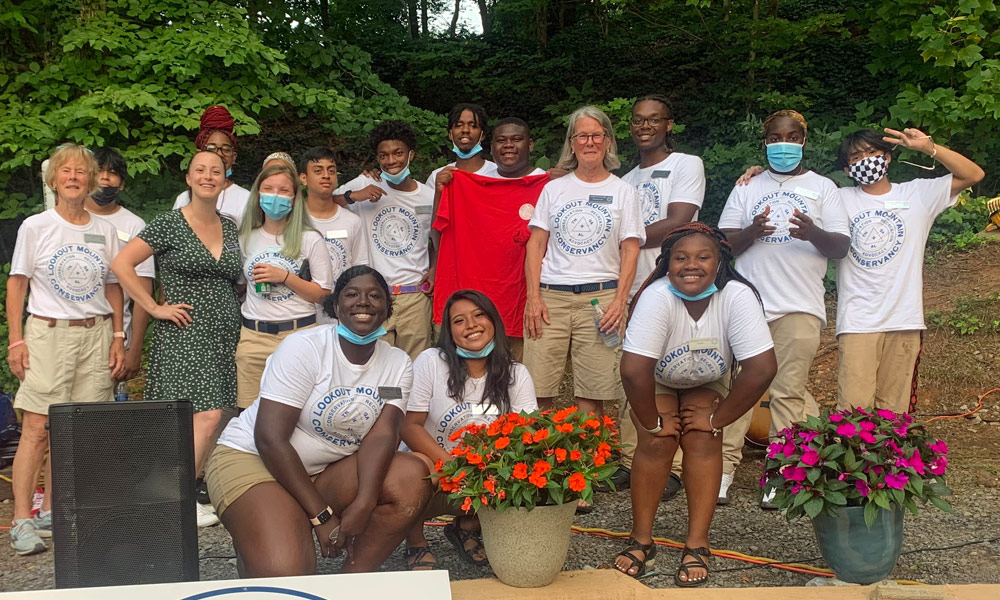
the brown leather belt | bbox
[31,314,112,328]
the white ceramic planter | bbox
[477,502,578,587]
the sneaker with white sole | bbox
[760,487,778,510]
[10,519,47,556]
[196,502,220,527]
[717,472,734,505]
[32,512,52,539]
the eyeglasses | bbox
[204,143,235,156]
[630,117,667,127]
[571,132,607,144]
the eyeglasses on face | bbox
[571,132,607,144]
[204,143,235,156]
[630,117,667,127]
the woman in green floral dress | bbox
[113,150,241,526]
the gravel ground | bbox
[2,443,999,592]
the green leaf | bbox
[804,497,824,518]
[864,502,879,528]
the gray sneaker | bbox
[32,512,52,539]
[10,519,46,556]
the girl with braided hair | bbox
[613,223,776,586]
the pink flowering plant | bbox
[762,407,952,527]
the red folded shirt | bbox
[433,170,550,338]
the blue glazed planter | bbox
[811,506,904,584]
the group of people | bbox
[4,99,983,587]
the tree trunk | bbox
[421,0,429,34]
[769,0,778,18]
[406,0,419,39]
[747,0,759,113]
[319,0,330,31]
[448,0,462,36]
[477,0,493,37]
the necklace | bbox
[766,170,802,188]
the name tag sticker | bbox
[793,187,819,200]
[116,230,131,243]
[84,233,106,244]
[588,195,613,204]
[651,170,672,179]
[415,205,433,215]
[378,386,403,400]
[223,241,240,252]
[688,337,719,351]
[885,200,910,210]
[326,229,348,239]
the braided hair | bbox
[762,109,808,138]
[634,94,675,151]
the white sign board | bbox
[2,571,452,599]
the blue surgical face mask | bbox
[336,323,387,346]
[456,339,495,359]
[452,133,484,160]
[225,168,233,178]
[381,158,412,185]
[667,282,718,302]
[766,142,803,173]
[259,193,293,220]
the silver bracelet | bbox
[709,413,721,437]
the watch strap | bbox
[310,506,333,527]
[642,415,663,434]
[344,190,355,205]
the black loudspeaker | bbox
[49,401,199,588]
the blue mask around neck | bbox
[258,193,293,220]
[667,282,718,302]
[225,167,233,178]
[381,160,411,185]
[336,323,387,346]
[452,140,483,160]
[456,339,495,359]
[765,142,803,173]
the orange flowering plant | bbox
[434,407,621,512]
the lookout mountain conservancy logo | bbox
[553,200,613,256]
[849,209,905,268]
[47,244,106,303]
[751,191,809,244]
[371,206,421,257]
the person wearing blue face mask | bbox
[425,103,497,195]
[717,110,850,509]
[236,164,334,412]
[335,121,435,360]
[206,265,431,577]
[400,290,537,570]
[615,223,776,585]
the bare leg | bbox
[677,389,724,583]
[537,397,556,411]
[12,412,48,521]
[192,409,222,475]
[576,397,603,416]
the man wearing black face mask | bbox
[834,128,984,413]
[86,147,156,382]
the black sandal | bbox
[674,546,711,587]
[404,546,437,571]
[443,516,489,567]
[613,537,657,579]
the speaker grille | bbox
[50,401,199,588]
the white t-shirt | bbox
[336,175,434,286]
[407,348,538,450]
[836,175,957,335]
[218,328,413,475]
[717,171,849,325]
[528,172,645,285]
[622,153,706,298]
[11,209,121,320]
[172,183,251,228]
[309,206,370,324]
[240,229,334,321]
[90,206,155,345]
[623,280,773,389]
[425,160,499,189]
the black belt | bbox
[539,280,618,294]
[242,315,316,334]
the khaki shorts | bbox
[205,444,320,518]
[522,287,623,400]
[236,323,316,409]
[384,291,432,361]
[837,330,920,413]
[14,315,114,415]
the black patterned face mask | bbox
[848,154,889,186]
[91,185,121,206]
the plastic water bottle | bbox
[114,380,129,402]
[591,299,621,347]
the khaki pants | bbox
[236,324,315,409]
[384,291,432,361]
[836,331,920,413]
[522,287,623,400]
[767,313,821,437]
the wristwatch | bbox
[343,190,355,205]
[113,331,126,339]
[310,506,334,527]
[641,415,663,434]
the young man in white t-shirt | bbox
[835,127,984,412]
[335,121,435,360]
[613,95,707,497]
[85,148,156,382]
[299,147,369,324]
[425,103,498,194]
[719,110,850,508]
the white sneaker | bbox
[717,472,734,505]
[760,488,778,510]
[196,502,220,527]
